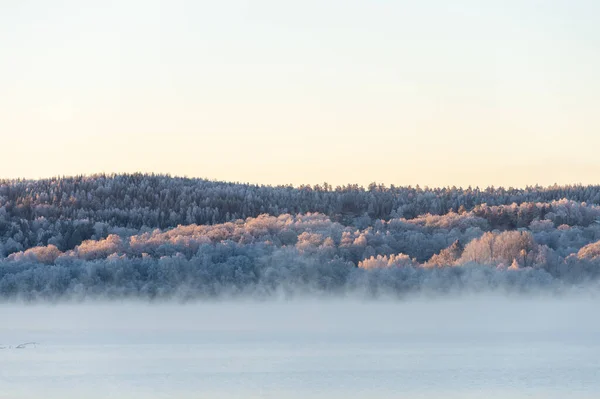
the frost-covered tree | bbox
[2,174,600,300]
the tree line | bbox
[2,174,600,300]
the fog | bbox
[2,297,600,399]
[2,296,599,335]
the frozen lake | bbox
[1,297,600,399]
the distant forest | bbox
[2,174,600,300]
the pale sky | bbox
[2,0,599,188]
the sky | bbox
[2,0,600,188]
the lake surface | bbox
[1,297,599,398]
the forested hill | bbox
[2,174,600,300]
[2,173,600,253]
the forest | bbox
[1,173,600,300]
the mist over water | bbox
[4,0,600,395]
[2,296,599,399]
[3,176,600,397]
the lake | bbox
[1,297,599,398]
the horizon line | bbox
[0,171,597,192]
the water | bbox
[1,297,599,398]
